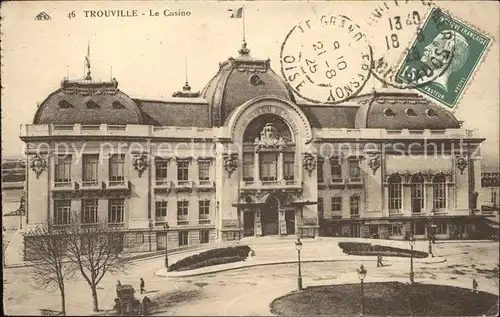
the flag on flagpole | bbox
[228,7,243,19]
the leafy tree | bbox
[23,223,76,316]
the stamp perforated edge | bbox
[400,5,495,112]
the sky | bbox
[1,1,499,170]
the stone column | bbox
[278,152,284,182]
[254,210,262,236]
[254,152,260,184]
[279,209,287,235]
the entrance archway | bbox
[261,195,279,235]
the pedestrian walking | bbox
[116,280,121,287]
[140,277,145,294]
[377,255,384,267]
[472,278,479,293]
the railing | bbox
[53,181,72,188]
[53,125,74,131]
[82,180,100,188]
[389,211,403,217]
[155,179,171,186]
[199,214,211,224]
[81,125,101,131]
[108,222,125,228]
[109,179,126,187]
[198,180,212,186]
[177,216,189,225]
[107,125,127,131]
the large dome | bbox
[354,91,461,130]
[33,79,143,125]
[201,43,295,126]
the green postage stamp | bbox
[396,7,492,109]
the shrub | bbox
[168,245,251,271]
[338,242,428,258]
[176,256,246,271]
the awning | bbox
[484,217,500,229]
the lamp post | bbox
[295,237,303,291]
[163,222,169,269]
[427,211,435,257]
[357,264,367,316]
[409,236,415,284]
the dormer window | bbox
[86,100,100,109]
[383,108,395,117]
[426,108,437,117]
[112,101,125,109]
[249,74,265,86]
[405,108,417,116]
[58,100,74,109]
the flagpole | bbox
[242,5,246,42]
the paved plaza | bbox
[3,238,499,316]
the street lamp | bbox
[295,237,303,291]
[357,264,367,316]
[163,222,169,269]
[408,236,415,284]
[427,211,435,257]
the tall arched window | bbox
[433,174,447,210]
[410,174,425,213]
[388,174,402,213]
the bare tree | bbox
[64,219,132,312]
[23,223,75,316]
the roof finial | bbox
[239,40,250,56]
[85,41,92,80]
[183,56,191,91]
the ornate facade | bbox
[20,42,495,253]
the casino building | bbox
[20,41,495,252]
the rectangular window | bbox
[413,220,426,235]
[259,153,278,181]
[54,200,71,225]
[199,200,210,222]
[349,159,360,179]
[82,199,98,224]
[331,197,342,213]
[177,200,189,224]
[108,199,125,223]
[82,154,99,186]
[330,157,342,180]
[55,155,72,187]
[391,224,403,236]
[109,154,125,186]
[317,197,323,218]
[198,161,211,181]
[317,159,324,183]
[433,183,447,209]
[243,153,254,181]
[155,158,169,184]
[350,195,360,216]
[284,153,295,181]
[200,229,210,244]
[411,183,424,213]
[177,160,190,182]
[178,231,189,246]
[435,221,448,234]
[389,183,402,212]
[155,201,167,221]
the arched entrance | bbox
[261,196,279,235]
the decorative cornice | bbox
[29,154,47,179]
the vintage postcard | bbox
[2,1,499,316]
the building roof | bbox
[33,79,144,125]
[135,98,210,127]
[353,91,461,130]
[201,42,296,126]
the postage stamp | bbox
[280,15,372,104]
[363,0,436,89]
[396,6,492,109]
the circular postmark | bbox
[363,1,456,88]
[280,15,372,104]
